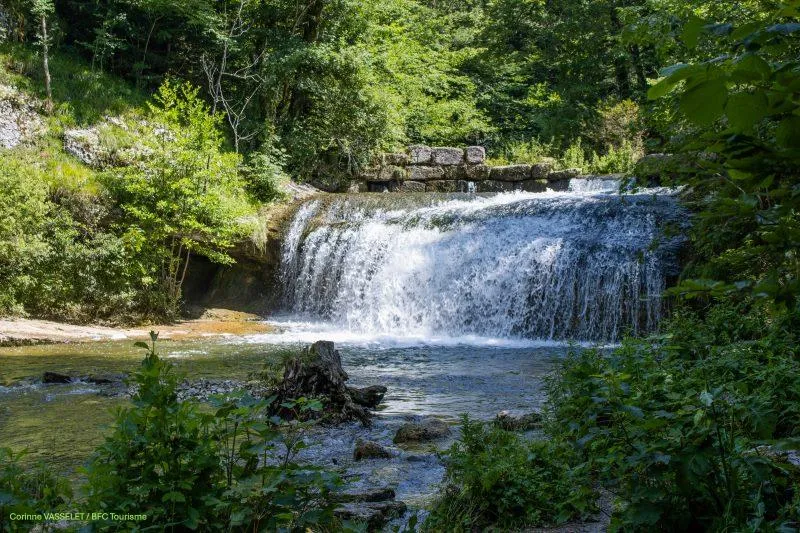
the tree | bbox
[31,0,54,113]
[105,81,248,318]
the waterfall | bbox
[278,187,683,342]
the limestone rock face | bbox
[393,417,451,443]
[489,164,531,182]
[465,145,486,164]
[409,144,432,165]
[0,85,44,149]
[432,147,464,166]
[408,165,445,181]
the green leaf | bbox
[725,91,768,131]
[133,341,150,350]
[776,116,800,148]
[162,490,186,503]
[682,15,704,50]
[679,79,727,125]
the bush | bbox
[546,306,800,531]
[0,448,73,532]
[84,333,342,531]
[425,416,595,531]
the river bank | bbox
[0,308,273,347]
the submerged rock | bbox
[42,372,72,384]
[354,438,393,461]
[393,417,451,444]
[335,487,396,503]
[348,385,387,408]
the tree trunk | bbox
[40,15,53,114]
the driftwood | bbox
[275,340,376,426]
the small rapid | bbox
[278,181,684,343]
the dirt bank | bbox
[0,308,273,346]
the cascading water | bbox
[278,180,683,342]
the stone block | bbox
[520,179,548,193]
[379,165,407,182]
[348,181,369,193]
[426,180,459,192]
[465,164,490,181]
[409,144,432,165]
[476,180,519,193]
[399,180,425,192]
[489,164,531,182]
[443,165,468,180]
[547,168,581,181]
[465,146,486,164]
[368,181,399,193]
[432,147,464,165]
[531,159,555,178]
[408,165,445,181]
[548,179,570,191]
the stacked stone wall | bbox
[352,145,587,193]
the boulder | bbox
[394,417,451,443]
[42,372,72,384]
[398,180,425,193]
[354,439,393,461]
[465,146,486,164]
[442,164,468,180]
[494,410,543,431]
[432,147,464,166]
[547,168,581,181]
[409,144,432,165]
[408,166,445,181]
[0,85,44,149]
[489,164,531,182]
[276,340,371,425]
[63,128,108,167]
[348,385,387,408]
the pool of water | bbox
[0,322,585,509]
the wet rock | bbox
[494,410,543,431]
[490,164,531,182]
[354,439,393,461]
[548,179,570,192]
[334,501,407,531]
[348,385,387,408]
[476,180,518,193]
[409,144,432,165]
[276,340,371,425]
[394,417,451,443]
[42,372,72,384]
[548,168,582,181]
[466,145,486,164]
[520,179,548,193]
[86,374,125,385]
[425,180,458,193]
[335,487,396,503]
[432,147,464,166]
[408,165,444,181]
[398,180,425,193]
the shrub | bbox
[425,416,595,531]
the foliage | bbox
[85,333,342,531]
[425,416,595,531]
[545,306,800,531]
[104,80,250,319]
[0,448,72,532]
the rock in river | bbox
[348,385,387,408]
[354,438,393,461]
[393,417,451,444]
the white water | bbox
[278,186,682,343]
